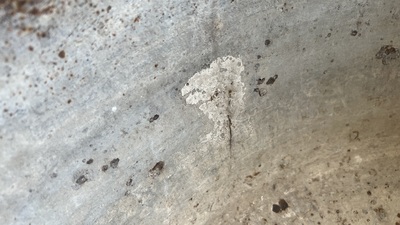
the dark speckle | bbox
[149,161,165,177]
[279,199,289,210]
[265,39,271,46]
[367,190,372,196]
[257,78,265,85]
[107,6,111,13]
[76,175,87,185]
[110,158,119,168]
[134,16,140,23]
[28,46,34,51]
[50,172,57,178]
[126,178,133,186]
[350,30,358,36]
[272,204,281,213]
[101,165,109,172]
[149,114,159,123]
[58,50,65,58]
[266,75,278,85]
[86,159,93,164]
[67,99,72,104]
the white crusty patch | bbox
[181,56,245,143]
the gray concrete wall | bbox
[1,0,400,224]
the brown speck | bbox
[367,190,372,196]
[154,64,158,68]
[101,165,109,172]
[28,46,34,51]
[279,199,289,210]
[86,159,93,164]
[134,16,140,23]
[110,158,120,168]
[272,204,281,213]
[76,175,88,185]
[67,99,72,104]
[58,50,65,59]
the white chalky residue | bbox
[181,56,245,143]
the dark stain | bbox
[350,30,358,36]
[367,190,372,196]
[194,203,199,208]
[397,213,400,218]
[257,55,262,59]
[149,114,159,123]
[257,78,265,85]
[272,204,281,213]
[279,199,289,210]
[265,39,271,46]
[107,5,111,13]
[86,159,93,164]
[67,99,72,104]
[101,165,109,172]
[134,15,140,23]
[110,158,120,168]
[76,175,87,185]
[28,46,34,51]
[376,45,400,65]
[58,50,65,59]
[266,75,278,85]
[149,161,164,177]
[374,207,387,220]
[50,172,57,178]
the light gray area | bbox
[1,0,400,224]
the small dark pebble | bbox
[266,75,278,85]
[279,199,289,210]
[272,204,281,213]
[149,114,159,123]
[110,158,120,168]
[350,30,358,36]
[86,159,93,164]
[367,190,372,196]
[101,165,109,172]
[76,175,88,185]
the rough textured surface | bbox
[1,0,400,224]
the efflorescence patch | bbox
[181,56,245,146]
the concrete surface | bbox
[1,0,400,224]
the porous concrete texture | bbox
[1,0,400,224]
